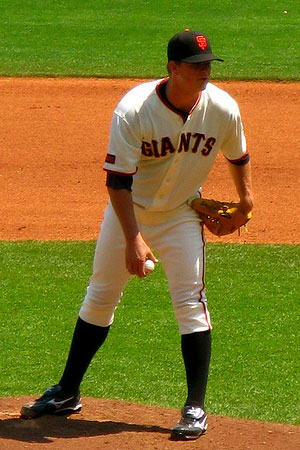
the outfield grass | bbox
[0,0,299,79]
[1,241,299,425]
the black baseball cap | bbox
[167,29,224,63]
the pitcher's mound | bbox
[0,397,299,449]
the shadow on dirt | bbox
[0,416,171,444]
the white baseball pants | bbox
[79,201,211,335]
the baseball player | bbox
[21,29,253,440]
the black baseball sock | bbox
[181,330,211,409]
[58,317,110,394]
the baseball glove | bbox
[188,197,252,236]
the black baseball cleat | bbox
[170,405,207,440]
[20,384,82,419]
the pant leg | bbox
[79,202,131,327]
[161,219,211,335]
[138,204,211,335]
[137,205,212,409]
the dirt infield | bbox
[1,77,300,243]
[0,78,299,449]
[1,398,299,450]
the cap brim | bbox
[181,54,224,63]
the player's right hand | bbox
[126,233,157,278]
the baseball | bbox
[144,259,155,274]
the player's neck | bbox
[166,79,201,113]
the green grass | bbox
[0,0,299,79]
[0,241,299,425]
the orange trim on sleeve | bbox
[103,168,138,176]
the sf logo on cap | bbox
[196,35,207,51]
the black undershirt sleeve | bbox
[227,153,250,166]
[106,172,133,191]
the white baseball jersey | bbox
[104,79,247,212]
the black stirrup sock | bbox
[59,317,110,394]
[181,330,211,409]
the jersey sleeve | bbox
[220,102,248,163]
[103,112,141,175]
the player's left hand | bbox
[188,197,252,236]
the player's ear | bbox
[168,60,180,76]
